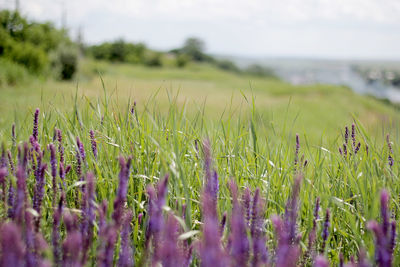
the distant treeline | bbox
[87,37,277,78]
[0,10,78,85]
[0,9,276,86]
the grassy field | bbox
[0,60,400,266]
[1,59,400,144]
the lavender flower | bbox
[320,209,330,253]
[343,143,348,156]
[76,137,86,163]
[351,123,356,149]
[12,123,16,146]
[294,133,300,169]
[118,211,134,267]
[89,130,98,160]
[272,175,303,267]
[386,134,394,167]
[243,187,251,226]
[112,156,132,226]
[0,166,7,204]
[251,188,268,267]
[33,164,47,232]
[305,197,320,263]
[367,190,396,267]
[49,143,57,205]
[314,255,329,267]
[345,126,349,144]
[7,150,14,174]
[157,215,185,267]
[354,142,361,155]
[52,193,64,266]
[146,174,169,257]
[32,108,40,141]
[14,165,27,226]
[81,172,96,264]
[56,129,64,163]
[0,223,25,266]
[99,225,117,267]
[62,212,82,267]
[228,180,250,266]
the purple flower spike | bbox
[112,156,132,226]
[386,134,394,167]
[49,143,57,205]
[11,123,16,145]
[146,174,169,257]
[321,209,330,253]
[351,123,356,149]
[294,133,300,168]
[0,167,7,204]
[251,188,268,267]
[380,190,389,236]
[243,187,251,226]
[228,180,250,266]
[81,172,96,264]
[56,129,64,163]
[99,225,117,267]
[76,137,86,163]
[367,189,396,267]
[118,211,134,267]
[306,197,320,262]
[52,193,64,266]
[314,255,329,267]
[34,163,47,232]
[32,108,40,141]
[345,126,349,144]
[90,130,98,160]
[220,211,227,235]
[158,215,184,267]
[14,165,27,226]
[0,222,25,266]
[354,142,361,155]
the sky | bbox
[2,0,400,60]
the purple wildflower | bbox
[251,188,268,267]
[343,143,348,156]
[112,156,132,226]
[203,139,217,199]
[99,225,117,267]
[351,123,356,149]
[118,211,134,267]
[228,180,250,266]
[62,212,82,267]
[138,213,143,225]
[32,108,40,141]
[0,167,7,204]
[345,126,349,144]
[367,190,396,267]
[305,197,320,262]
[272,175,303,267]
[49,143,58,206]
[157,215,185,267]
[89,130,98,160]
[314,255,329,267]
[0,222,25,266]
[320,209,330,253]
[56,129,64,163]
[52,193,64,266]
[294,133,300,169]
[81,172,96,264]
[14,165,27,226]
[12,123,16,146]
[386,134,394,167]
[76,137,86,163]
[75,148,82,179]
[146,174,169,258]
[33,164,47,232]
[354,142,361,155]
[243,187,251,226]
[220,211,227,235]
[7,150,14,174]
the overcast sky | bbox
[2,0,400,60]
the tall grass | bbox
[0,89,398,266]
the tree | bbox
[181,37,206,62]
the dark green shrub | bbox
[216,59,240,73]
[50,44,78,80]
[7,41,48,73]
[144,52,162,67]
[176,53,189,68]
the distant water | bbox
[232,57,400,103]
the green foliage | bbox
[144,51,163,67]
[175,53,190,68]
[245,64,277,78]
[87,39,147,64]
[0,10,72,75]
[50,44,78,80]
[215,59,240,73]
[0,57,30,86]
[181,37,206,61]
